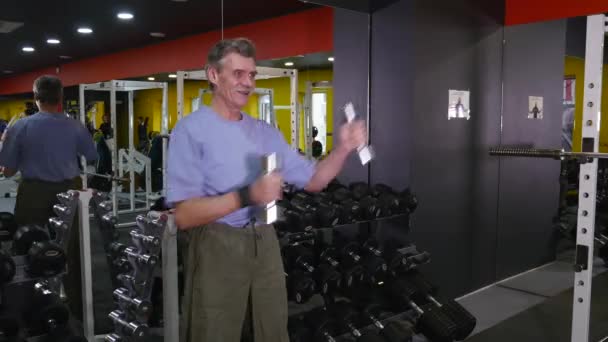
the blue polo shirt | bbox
[166,106,316,227]
[0,112,98,182]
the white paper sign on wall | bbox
[448,90,471,120]
[528,96,543,120]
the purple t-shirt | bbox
[166,106,316,227]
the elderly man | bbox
[167,37,366,342]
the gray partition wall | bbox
[332,0,567,298]
[496,21,566,279]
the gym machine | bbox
[303,80,332,158]
[117,148,152,211]
[79,80,169,228]
[0,191,85,341]
[488,14,608,342]
[175,66,300,149]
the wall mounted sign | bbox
[528,96,543,120]
[448,90,471,120]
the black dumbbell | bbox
[356,302,414,342]
[13,225,67,277]
[358,196,382,220]
[328,301,387,342]
[13,225,50,255]
[108,310,148,341]
[304,308,339,342]
[398,189,418,214]
[0,315,20,341]
[283,244,317,303]
[357,238,388,284]
[0,250,15,285]
[383,242,431,276]
[385,278,458,342]
[332,233,368,288]
[316,244,362,290]
[25,282,71,337]
[113,288,153,322]
[291,193,339,228]
[0,212,17,243]
[288,315,312,342]
[349,182,371,201]
[404,271,476,340]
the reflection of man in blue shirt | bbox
[0,75,97,226]
[167,38,367,341]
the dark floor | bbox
[466,270,608,342]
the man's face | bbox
[209,52,257,109]
[103,115,109,123]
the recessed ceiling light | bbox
[3,70,13,74]
[150,32,166,38]
[47,38,60,45]
[168,74,177,78]
[59,55,72,59]
[22,46,35,52]
[328,57,334,62]
[77,27,93,34]
[117,12,134,20]
[284,62,294,66]
[147,77,155,81]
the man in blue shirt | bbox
[167,38,366,342]
[0,75,97,226]
[0,75,97,323]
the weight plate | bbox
[13,225,50,256]
[27,241,67,277]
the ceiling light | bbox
[22,46,35,52]
[284,62,294,66]
[148,77,155,81]
[59,55,72,59]
[3,70,13,74]
[77,27,93,34]
[117,12,134,20]
[150,32,166,38]
[47,38,60,45]
[168,74,177,78]
[328,57,334,62]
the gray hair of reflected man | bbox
[33,75,63,105]
[205,38,256,90]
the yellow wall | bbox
[132,68,334,151]
[0,99,30,121]
[564,55,608,152]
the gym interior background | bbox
[0,0,608,341]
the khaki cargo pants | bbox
[180,222,289,342]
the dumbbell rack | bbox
[0,190,80,341]
[77,189,179,342]
[279,215,433,342]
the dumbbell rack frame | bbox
[76,189,180,342]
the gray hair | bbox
[205,38,256,90]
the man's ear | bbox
[207,67,219,88]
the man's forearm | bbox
[305,146,350,192]
[175,192,241,230]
